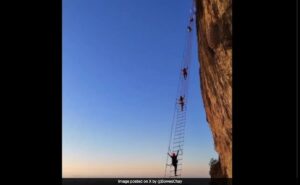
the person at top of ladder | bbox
[168,150,179,176]
[182,67,188,80]
[178,96,185,111]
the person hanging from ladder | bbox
[182,67,188,80]
[178,95,185,111]
[187,26,192,32]
[168,150,179,176]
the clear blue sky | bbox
[63,0,217,178]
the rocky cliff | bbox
[194,0,232,178]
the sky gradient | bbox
[63,0,217,178]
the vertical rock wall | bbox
[194,0,232,178]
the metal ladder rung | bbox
[170,148,183,152]
[175,125,184,130]
[174,130,184,134]
[174,136,184,140]
[173,141,184,144]
[170,169,182,172]
[172,142,183,146]
[167,163,182,166]
[175,129,185,132]
[173,142,184,147]
[171,153,183,156]
[172,143,184,146]
[173,147,183,150]
[169,175,181,178]
[175,126,185,129]
[174,133,184,136]
[173,146,183,149]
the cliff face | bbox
[194,0,232,178]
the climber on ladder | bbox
[178,96,185,111]
[187,26,192,32]
[182,67,188,80]
[168,150,179,176]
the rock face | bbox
[194,0,232,178]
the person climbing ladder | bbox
[189,16,194,23]
[168,150,179,176]
[182,67,188,80]
[178,96,185,111]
